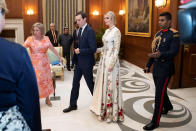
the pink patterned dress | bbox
[24,36,54,98]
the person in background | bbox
[24,22,63,107]
[45,23,58,47]
[90,11,124,122]
[0,0,42,130]
[71,21,79,69]
[143,12,180,130]
[59,26,73,71]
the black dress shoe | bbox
[162,107,173,115]
[143,122,159,130]
[63,106,77,113]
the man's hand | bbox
[148,51,161,58]
[75,48,80,54]
[143,67,150,73]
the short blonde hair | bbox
[0,0,8,12]
[32,22,45,35]
[105,11,116,25]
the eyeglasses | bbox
[0,8,5,16]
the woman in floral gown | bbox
[24,22,63,107]
[90,11,124,122]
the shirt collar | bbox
[161,29,168,32]
[81,23,87,30]
[161,27,170,32]
[80,23,87,35]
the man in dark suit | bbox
[45,23,58,47]
[63,11,97,113]
[59,26,73,71]
[143,12,180,130]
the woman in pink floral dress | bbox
[90,11,124,122]
[24,22,62,107]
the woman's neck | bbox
[109,24,115,30]
[34,35,43,40]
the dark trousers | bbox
[63,52,70,69]
[70,65,94,106]
[71,53,77,67]
[152,75,173,126]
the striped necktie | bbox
[52,30,57,44]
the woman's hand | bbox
[96,48,102,53]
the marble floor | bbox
[40,60,196,131]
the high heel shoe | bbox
[45,99,52,107]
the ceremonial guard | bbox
[143,12,180,130]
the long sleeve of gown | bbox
[16,48,42,131]
[109,30,121,69]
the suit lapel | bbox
[81,24,88,38]
[78,24,88,48]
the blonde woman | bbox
[0,0,41,130]
[24,22,63,107]
[90,11,124,122]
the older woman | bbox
[0,0,41,130]
[24,22,63,107]
[90,11,124,122]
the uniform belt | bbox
[154,58,173,62]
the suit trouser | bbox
[70,65,94,106]
[63,52,70,69]
[152,75,173,126]
[71,53,77,67]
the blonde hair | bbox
[0,0,8,12]
[105,11,116,25]
[32,22,45,35]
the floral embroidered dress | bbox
[90,27,124,122]
[24,36,54,98]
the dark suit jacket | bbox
[77,24,97,69]
[73,29,79,49]
[72,29,79,65]
[0,38,42,131]
[45,30,58,46]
